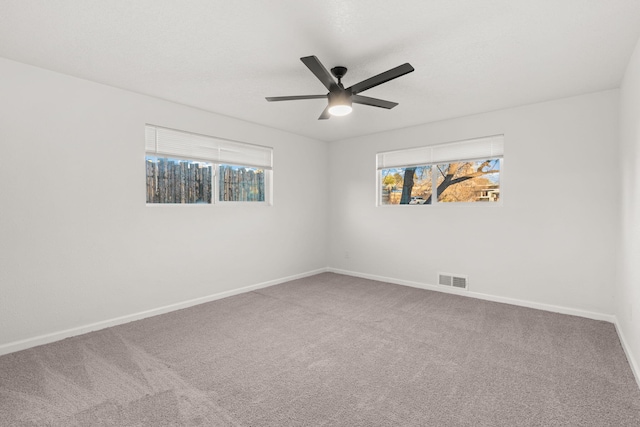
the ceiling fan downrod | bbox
[331,66,348,89]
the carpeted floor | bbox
[1,272,639,426]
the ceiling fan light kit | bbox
[328,91,352,116]
[266,55,414,120]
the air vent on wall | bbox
[438,273,468,290]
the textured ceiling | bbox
[2,0,640,142]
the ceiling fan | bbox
[266,55,414,120]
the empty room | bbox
[1,1,640,425]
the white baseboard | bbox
[0,268,328,357]
[2,265,631,385]
[613,317,640,390]
[327,268,616,323]
[329,269,640,389]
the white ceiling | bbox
[2,1,640,142]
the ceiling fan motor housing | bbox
[328,90,352,106]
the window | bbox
[146,156,212,204]
[377,135,503,205]
[380,166,433,205]
[436,159,500,203]
[145,125,272,205]
[219,165,265,202]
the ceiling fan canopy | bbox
[266,55,414,120]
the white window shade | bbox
[431,135,503,163]
[145,125,273,169]
[377,146,433,169]
[145,126,157,152]
[377,134,503,169]
[217,139,272,169]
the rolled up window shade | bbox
[145,125,273,169]
[377,134,503,169]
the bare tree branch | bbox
[448,169,499,186]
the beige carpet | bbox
[1,272,639,426]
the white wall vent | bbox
[438,273,468,290]
[438,274,452,286]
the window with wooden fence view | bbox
[145,125,273,205]
[146,157,213,204]
[377,135,503,205]
[219,165,265,202]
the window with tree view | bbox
[380,166,432,205]
[145,125,272,205]
[377,135,503,206]
[436,159,500,203]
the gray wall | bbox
[328,90,619,316]
[0,58,329,349]
[619,36,640,383]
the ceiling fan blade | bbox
[318,105,331,120]
[347,63,414,95]
[301,56,338,91]
[266,95,327,102]
[352,94,398,109]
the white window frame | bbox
[145,124,273,206]
[376,135,504,207]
